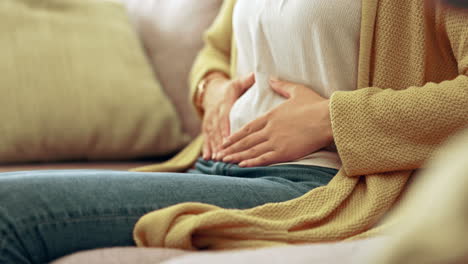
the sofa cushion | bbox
[0,0,188,163]
[0,161,166,172]
[52,247,189,264]
[120,0,223,137]
[52,238,389,264]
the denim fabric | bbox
[0,159,337,264]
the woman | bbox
[133,0,467,250]
[1,0,467,263]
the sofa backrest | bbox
[119,0,223,137]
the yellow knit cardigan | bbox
[132,0,468,250]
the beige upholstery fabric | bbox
[52,238,388,264]
[120,0,223,137]
[163,238,389,264]
[371,131,468,264]
[0,162,163,172]
[0,0,188,163]
[52,247,189,264]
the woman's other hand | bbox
[201,72,256,160]
[219,77,334,167]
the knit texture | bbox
[132,0,468,249]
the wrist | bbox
[196,72,229,113]
[322,99,334,143]
[201,75,229,110]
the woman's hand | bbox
[219,77,334,167]
[201,73,256,160]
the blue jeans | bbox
[0,159,337,263]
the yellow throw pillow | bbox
[0,0,189,163]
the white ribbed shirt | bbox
[230,0,362,169]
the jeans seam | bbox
[13,206,155,229]
[0,227,28,263]
[0,207,34,263]
[0,232,8,261]
[36,215,142,226]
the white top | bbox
[230,0,362,169]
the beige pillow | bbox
[120,0,223,137]
[0,0,188,163]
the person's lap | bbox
[0,159,337,264]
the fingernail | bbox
[223,155,233,163]
[239,161,246,167]
[270,76,279,82]
[211,153,216,160]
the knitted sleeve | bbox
[330,6,468,177]
[188,0,236,116]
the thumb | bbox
[236,72,256,93]
[269,77,295,99]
